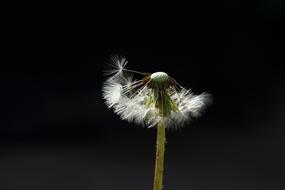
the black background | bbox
[1,1,285,190]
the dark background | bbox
[1,1,285,190]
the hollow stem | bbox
[153,121,166,190]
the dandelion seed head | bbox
[102,55,211,129]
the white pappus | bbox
[102,55,212,129]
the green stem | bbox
[153,122,166,190]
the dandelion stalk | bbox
[102,55,211,190]
[153,121,166,190]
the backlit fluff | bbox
[102,55,211,128]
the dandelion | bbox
[102,55,211,190]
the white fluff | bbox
[102,56,211,129]
[102,79,122,108]
[166,88,211,128]
[104,54,128,78]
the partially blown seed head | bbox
[102,55,211,129]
